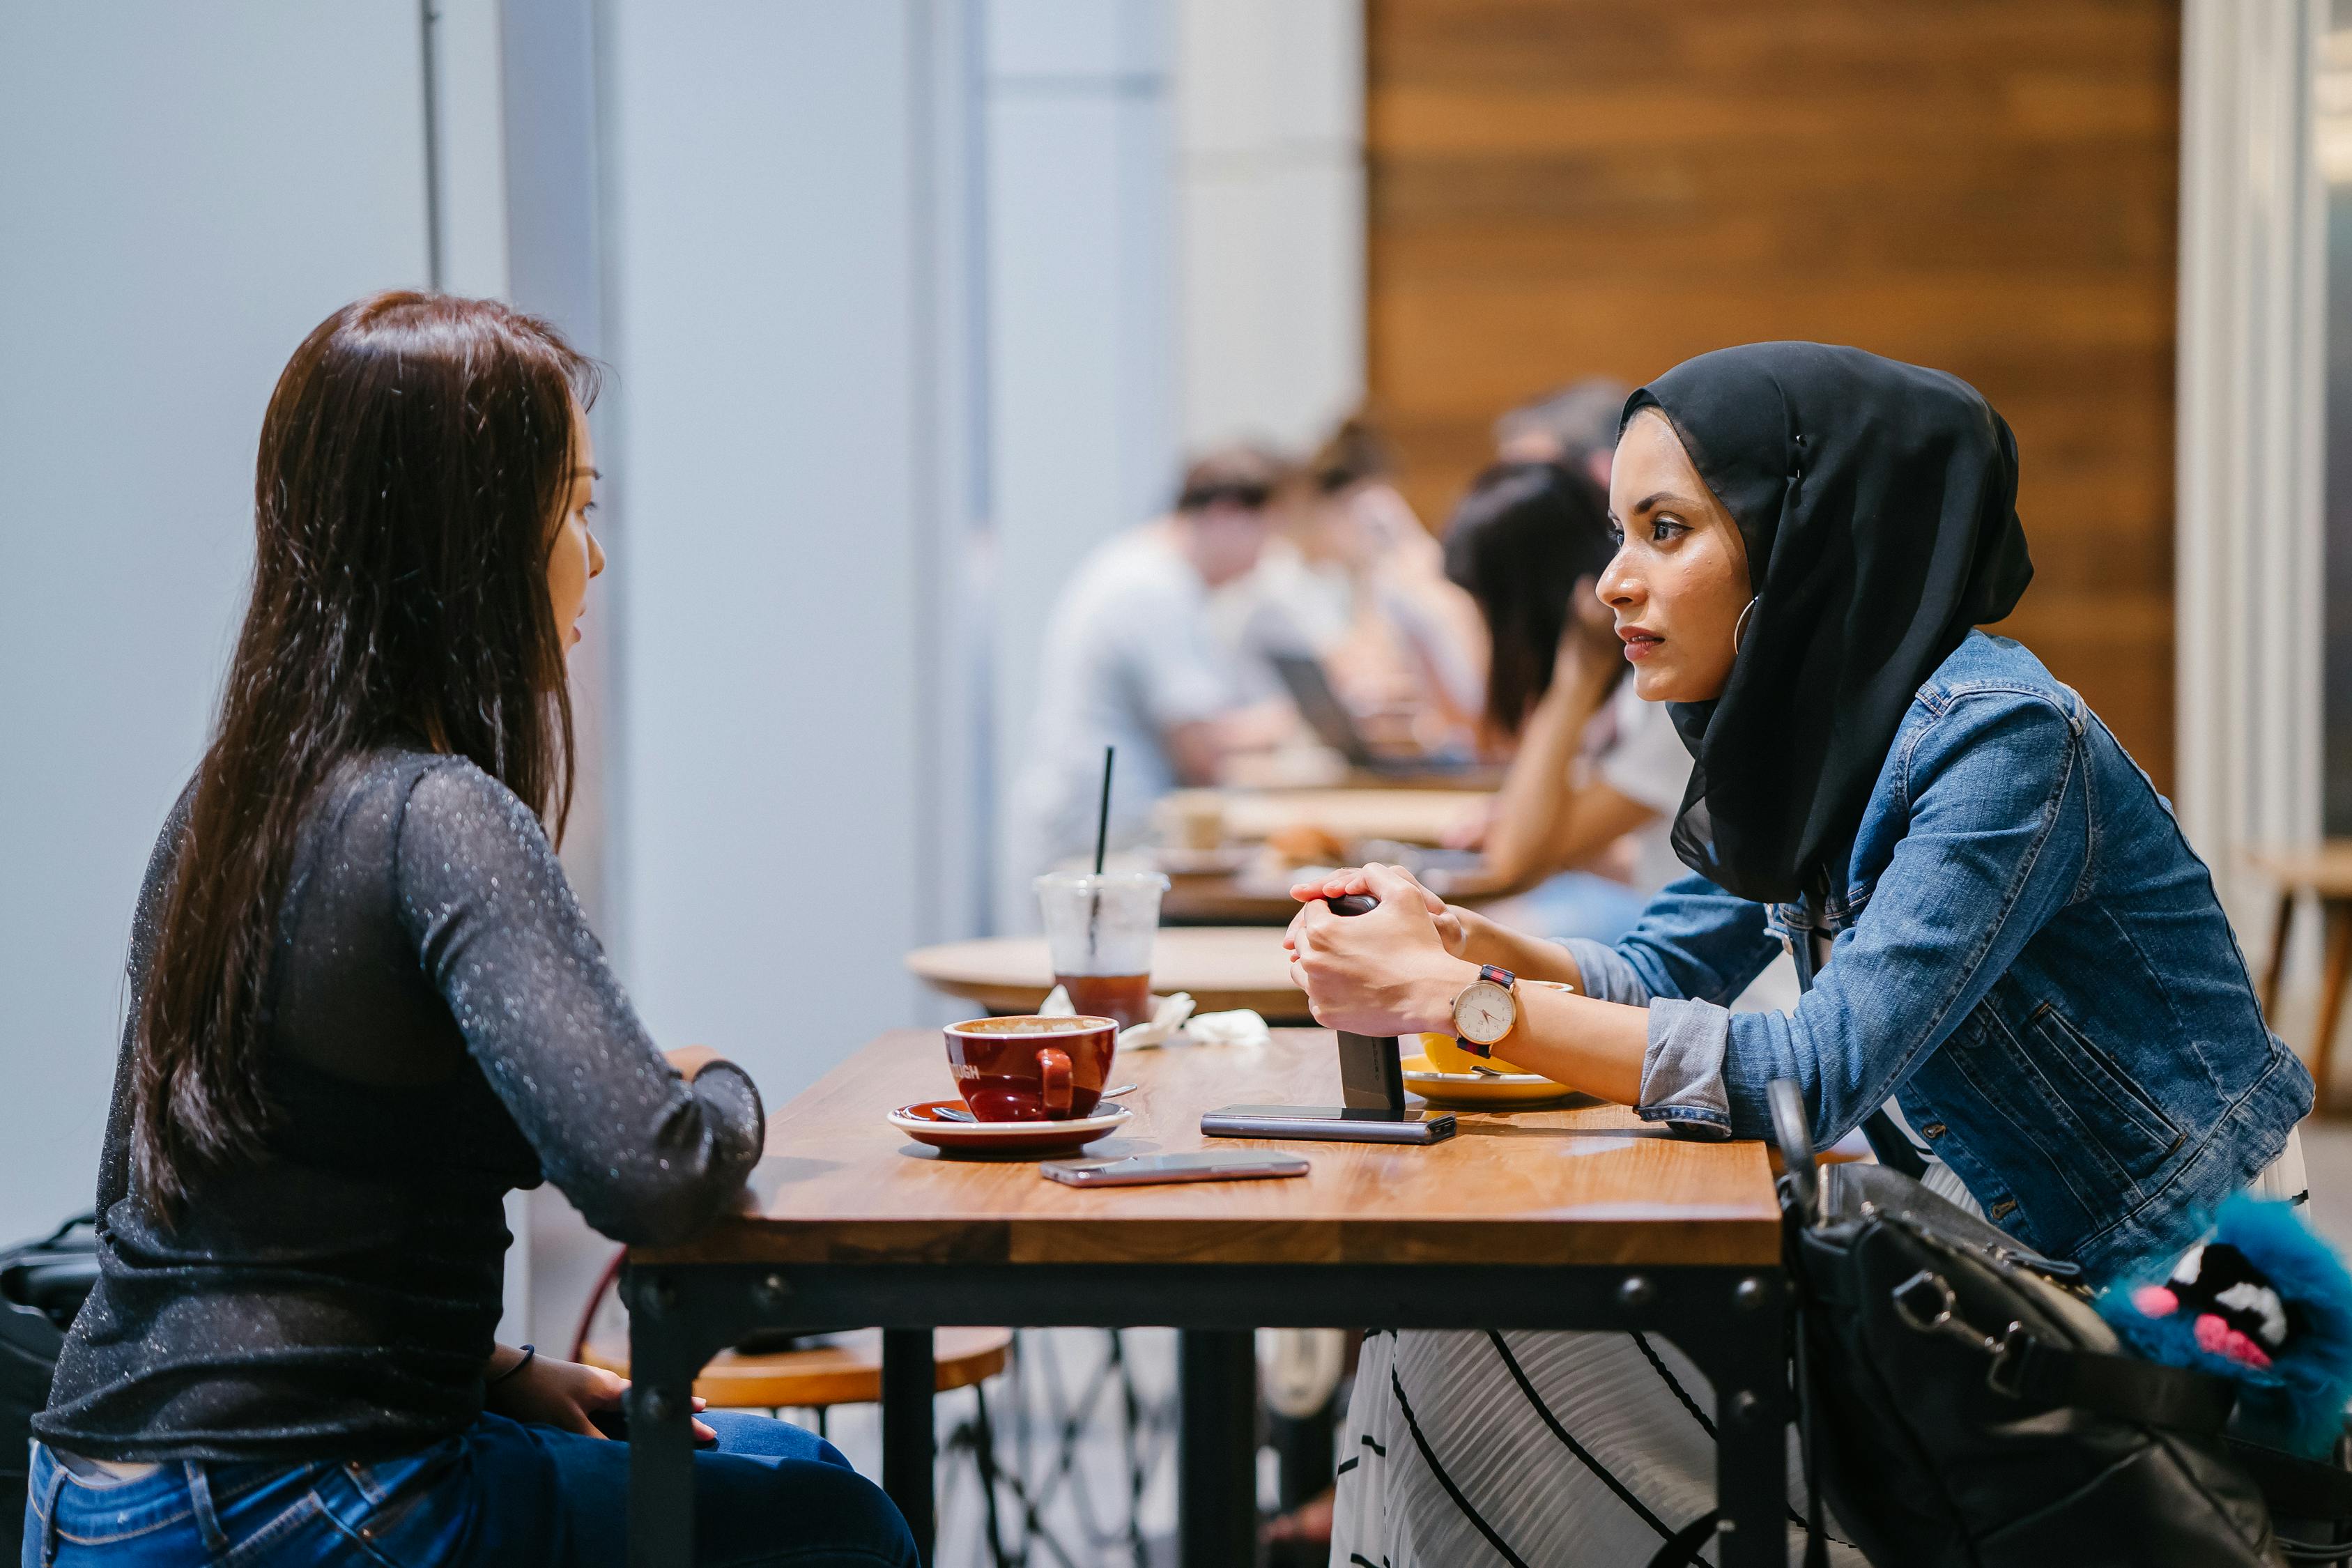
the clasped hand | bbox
[484,1345,716,1443]
[1284,862,1478,1037]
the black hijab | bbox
[1623,342,2034,907]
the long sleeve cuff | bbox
[1562,938,1653,1004]
[1638,997,1734,1140]
[692,1061,768,1174]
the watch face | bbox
[1454,980,1515,1045]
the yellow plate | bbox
[1417,1031,1536,1077]
[1400,1052,1578,1107]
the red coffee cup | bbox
[944,1015,1117,1122]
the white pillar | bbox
[2176,0,2327,932]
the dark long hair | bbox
[1441,460,1617,734]
[133,292,598,1212]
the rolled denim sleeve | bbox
[1640,999,1737,1138]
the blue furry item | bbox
[2098,1192,2352,1457]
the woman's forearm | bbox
[1479,661,1610,886]
[1454,907,1586,988]
[1486,987,1648,1106]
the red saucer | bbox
[887,1100,1130,1157]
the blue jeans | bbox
[21,1412,916,1567]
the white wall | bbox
[0,4,432,1243]
[600,0,977,1102]
[1174,0,1365,452]
[982,0,1182,929]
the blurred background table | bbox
[905,927,1308,1021]
[1157,875,1305,926]
[2249,844,2352,1112]
[1212,787,1486,848]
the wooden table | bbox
[622,1029,1788,1567]
[905,926,1308,1020]
[2249,845,2352,1111]
[1218,752,1505,792]
[1215,787,1489,848]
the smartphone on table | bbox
[1040,1151,1309,1187]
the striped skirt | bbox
[1328,1326,1863,1568]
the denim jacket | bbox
[1565,632,2312,1282]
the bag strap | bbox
[1988,1325,2238,1435]
[1891,1266,2240,1436]
[1787,912,1928,1179]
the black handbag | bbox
[1769,1077,2296,1567]
[2,1213,98,1564]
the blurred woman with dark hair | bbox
[1440,461,1697,941]
[22,293,915,1567]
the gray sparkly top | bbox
[33,748,764,1462]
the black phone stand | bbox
[1199,894,1458,1146]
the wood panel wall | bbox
[1367,0,2181,788]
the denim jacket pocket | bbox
[2025,1001,2185,1169]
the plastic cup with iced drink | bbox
[1034,870,1169,1029]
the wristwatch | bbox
[1451,964,1519,1056]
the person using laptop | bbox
[1213,416,1486,753]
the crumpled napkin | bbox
[1036,986,1266,1050]
[1181,1008,1270,1047]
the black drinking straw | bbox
[1092,745,1115,874]
[1086,746,1114,971]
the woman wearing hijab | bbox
[1289,343,2312,1567]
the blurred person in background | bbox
[1215,415,1486,748]
[22,293,916,1568]
[1441,461,1693,941]
[1013,448,1294,875]
[1493,376,1631,490]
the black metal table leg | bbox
[882,1327,936,1565]
[625,1273,700,1568]
[1705,1276,1792,1568]
[1178,1328,1259,1568]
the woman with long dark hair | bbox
[1441,461,1697,941]
[22,293,915,1567]
[1289,344,2309,1565]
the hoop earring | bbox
[1732,597,1759,654]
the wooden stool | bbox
[578,1326,1013,1422]
[2247,845,2352,1113]
[570,1252,1011,1434]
